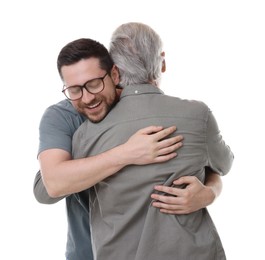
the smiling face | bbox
[61,57,119,123]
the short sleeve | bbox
[38,100,85,156]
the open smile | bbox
[87,101,101,109]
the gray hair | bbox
[109,22,164,88]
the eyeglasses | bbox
[62,72,108,101]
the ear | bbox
[111,65,120,85]
[161,51,166,73]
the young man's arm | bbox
[33,170,65,204]
[35,164,222,213]
[151,169,222,214]
[39,126,183,198]
[151,106,233,215]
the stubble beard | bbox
[83,94,119,123]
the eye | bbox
[85,79,102,90]
[68,86,81,94]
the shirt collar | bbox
[120,84,164,99]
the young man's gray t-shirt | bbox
[38,99,85,155]
[37,99,93,260]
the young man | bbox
[71,23,233,259]
[35,37,223,260]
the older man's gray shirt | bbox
[72,84,234,260]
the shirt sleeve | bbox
[206,108,234,176]
[38,105,74,156]
[33,170,66,204]
[35,102,77,204]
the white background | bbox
[0,0,264,259]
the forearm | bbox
[41,125,182,198]
[40,144,130,198]
[204,168,223,204]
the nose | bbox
[81,88,96,103]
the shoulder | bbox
[43,99,76,116]
[41,99,84,124]
[163,95,210,118]
[38,100,83,154]
[183,99,209,112]
[39,99,86,138]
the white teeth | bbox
[88,102,100,109]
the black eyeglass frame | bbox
[62,72,108,101]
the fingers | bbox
[153,127,183,156]
[158,208,188,215]
[151,126,177,141]
[136,125,164,135]
[131,125,183,164]
[151,193,178,204]
[151,152,177,163]
[151,192,191,215]
[135,126,181,142]
[151,199,189,215]
[173,176,197,186]
[156,136,183,156]
[152,184,184,197]
[135,126,183,152]
[151,177,206,215]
